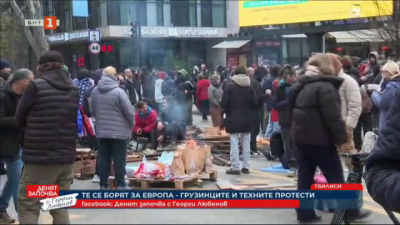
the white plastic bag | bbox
[361,131,378,154]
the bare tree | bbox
[9,0,49,60]
[373,0,400,58]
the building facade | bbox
[44,0,239,74]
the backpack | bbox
[361,89,373,113]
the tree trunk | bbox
[9,0,48,60]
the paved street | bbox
[5,106,399,224]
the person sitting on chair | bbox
[133,101,158,150]
[156,99,185,150]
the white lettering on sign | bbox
[121,27,219,38]
[69,31,88,40]
[48,34,65,42]
[178,29,218,37]
[142,28,167,36]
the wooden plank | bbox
[200,170,218,181]
[213,155,230,167]
[216,181,233,190]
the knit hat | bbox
[38,51,64,65]
[0,59,11,70]
[382,60,400,76]
[157,71,167,80]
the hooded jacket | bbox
[221,74,258,133]
[263,65,281,111]
[338,70,362,129]
[174,69,194,102]
[16,69,79,164]
[141,73,155,100]
[364,52,381,84]
[289,74,347,146]
[371,76,400,133]
[133,106,158,134]
[196,78,210,101]
[208,75,223,106]
[272,79,293,128]
[366,86,400,213]
[154,71,167,103]
[90,75,135,140]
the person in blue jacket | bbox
[370,61,400,133]
[366,73,400,214]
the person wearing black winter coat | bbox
[16,51,79,224]
[289,54,348,223]
[366,91,400,213]
[272,66,297,176]
[141,67,155,100]
[0,69,33,223]
[221,67,258,175]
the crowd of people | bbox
[1,48,400,223]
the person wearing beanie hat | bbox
[15,51,79,224]
[0,59,11,87]
[208,74,223,127]
[371,60,400,133]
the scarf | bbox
[139,106,152,118]
[77,78,93,105]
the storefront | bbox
[46,26,235,73]
[47,30,92,77]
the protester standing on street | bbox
[221,66,258,175]
[0,69,34,224]
[82,69,103,183]
[90,66,135,190]
[208,74,223,127]
[248,67,264,157]
[196,74,210,122]
[263,65,282,139]
[155,71,167,111]
[327,53,362,170]
[0,59,11,87]
[124,68,141,107]
[141,67,155,102]
[16,51,79,224]
[273,66,297,177]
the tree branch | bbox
[9,0,42,59]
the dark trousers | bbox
[97,139,128,188]
[199,100,210,121]
[185,99,193,126]
[281,127,297,168]
[295,144,345,221]
[353,113,373,150]
[133,130,158,150]
[162,121,185,143]
[250,112,261,152]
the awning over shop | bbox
[328,30,384,43]
[212,40,251,49]
[282,34,307,38]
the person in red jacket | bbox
[133,101,158,149]
[196,75,211,122]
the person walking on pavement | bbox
[221,66,258,175]
[16,51,79,224]
[90,66,135,190]
[196,74,211,122]
[0,69,34,224]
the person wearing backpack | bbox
[371,61,400,133]
[353,87,373,151]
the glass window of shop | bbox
[44,0,56,35]
[146,0,164,26]
[201,0,226,27]
[88,1,101,28]
[55,1,72,32]
[73,17,87,30]
[171,0,196,27]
